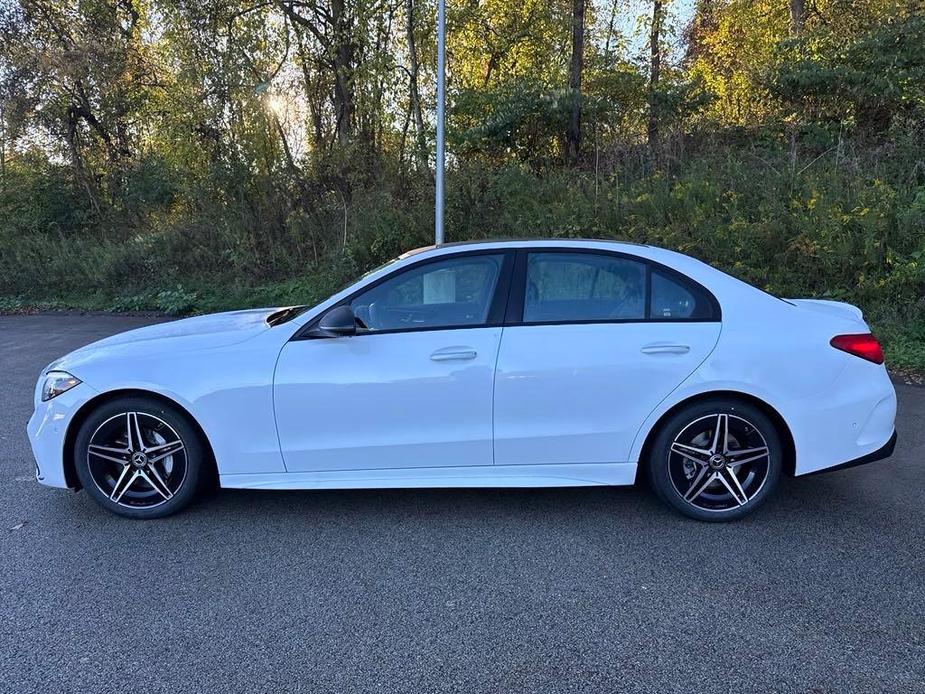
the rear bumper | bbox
[788,360,897,475]
[802,429,896,477]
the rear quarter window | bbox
[649,270,716,321]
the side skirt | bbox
[220,462,637,490]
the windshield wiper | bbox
[266,306,308,326]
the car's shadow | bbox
[182,471,882,530]
[47,461,907,541]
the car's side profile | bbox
[28,239,897,521]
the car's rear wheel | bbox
[646,398,782,522]
[73,396,205,519]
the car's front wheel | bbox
[646,398,783,522]
[73,396,206,519]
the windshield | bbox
[267,256,405,326]
[357,256,402,282]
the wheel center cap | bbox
[131,452,148,468]
[708,454,726,470]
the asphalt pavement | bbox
[1,314,923,694]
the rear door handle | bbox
[430,347,478,361]
[641,343,691,355]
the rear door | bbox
[493,250,722,466]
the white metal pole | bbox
[434,0,446,245]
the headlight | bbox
[41,371,82,401]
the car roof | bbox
[292,236,785,329]
[400,238,648,258]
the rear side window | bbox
[524,252,647,322]
[519,251,719,323]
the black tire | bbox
[73,396,206,519]
[646,398,782,522]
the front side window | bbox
[524,252,647,322]
[350,254,505,332]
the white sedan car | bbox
[28,239,897,521]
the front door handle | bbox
[641,343,691,355]
[430,347,478,361]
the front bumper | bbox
[27,382,97,489]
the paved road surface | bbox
[1,314,923,693]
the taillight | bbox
[830,333,884,364]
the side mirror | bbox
[309,305,357,338]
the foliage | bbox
[773,13,925,132]
[686,0,790,126]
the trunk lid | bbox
[786,298,865,325]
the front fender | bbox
[61,335,287,478]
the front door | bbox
[275,251,513,472]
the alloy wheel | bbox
[667,413,771,512]
[86,411,188,509]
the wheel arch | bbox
[62,388,218,490]
[636,390,796,478]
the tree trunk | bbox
[647,0,663,160]
[65,106,100,214]
[295,29,326,152]
[604,0,619,60]
[330,0,355,144]
[789,0,805,35]
[566,0,584,165]
[405,0,427,167]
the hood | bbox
[50,308,280,373]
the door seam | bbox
[490,327,505,465]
